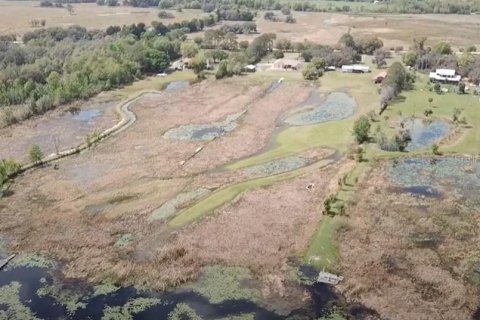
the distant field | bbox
[0,1,201,35]
[243,11,480,49]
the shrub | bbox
[432,143,441,155]
[28,144,44,163]
[352,115,371,144]
[273,50,284,59]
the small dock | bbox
[317,271,344,285]
[0,254,16,270]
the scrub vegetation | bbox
[1,2,480,319]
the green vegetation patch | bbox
[0,282,38,320]
[168,303,202,320]
[92,280,120,297]
[115,233,133,247]
[101,297,160,320]
[149,188,210,222]
[8,253,55,270]
[305,216,343,271]
[188,265,260,304]
[37,279,86,315]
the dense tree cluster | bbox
[0,19,212,125]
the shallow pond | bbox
[242,156,310,178]
[165,81,190,93]
[283,92,356,126]
[405,118,450,151]
[0,265,282,320]
[386,157,480,208]
[69,109,102,123]
[163,112,243,141]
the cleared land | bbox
[0,1,200,36]
[233,12,480,50]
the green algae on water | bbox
[188,265,260,304]
[168,303,203,320]
[92,280,120,297]
[7,253,56,270]
[101,297,160,320]
[0,282,39,320]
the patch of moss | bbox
[101,297,160,320]
[0,282,39,320]
[8,253,55,269]
[92,280,120,297]
[168,303,202,320]
[188,265,260,304]
[37,279,86,315]
[115,233,133,247]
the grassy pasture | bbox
[0,1,201,35]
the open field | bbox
[0,1,200,35]
[233,12,480,50]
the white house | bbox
[341,64,370,73]
[429,69,461,83]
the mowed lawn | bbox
[377,74,480,155]
[229,69,379,170]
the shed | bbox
[341,64,370,73]
[244,64,257,72]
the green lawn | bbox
[229,70,379,170]
[304,215,343,272]
[371,73,480,156]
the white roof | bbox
[436,69,456,76]
[429,72,461,82]
[245,64,256,69]
[342,64,370,71]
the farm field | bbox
[1,2,480,319]
[0,1,200,36]
[232,11,480,50]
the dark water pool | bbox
[0,262,380,319]
[0,265,283,319]
[165,81,190,93]
[70,109,102,122]
[405,118,450,151]
[284,92,356,126]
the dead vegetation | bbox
[0,78,337,302]
[338,164,480,320]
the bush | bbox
[158,11,175,19]
[273,50,284,59]
[352,115,371,144]
[302,62,319,80]
[28,144,44,163]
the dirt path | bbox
[15,90,159,175]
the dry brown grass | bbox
[338,164,479,320]
[0,78,336,296]
[229,12,480,50]
[0,1,200,36]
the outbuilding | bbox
[341,64,370,73]
[429,69,461,83]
